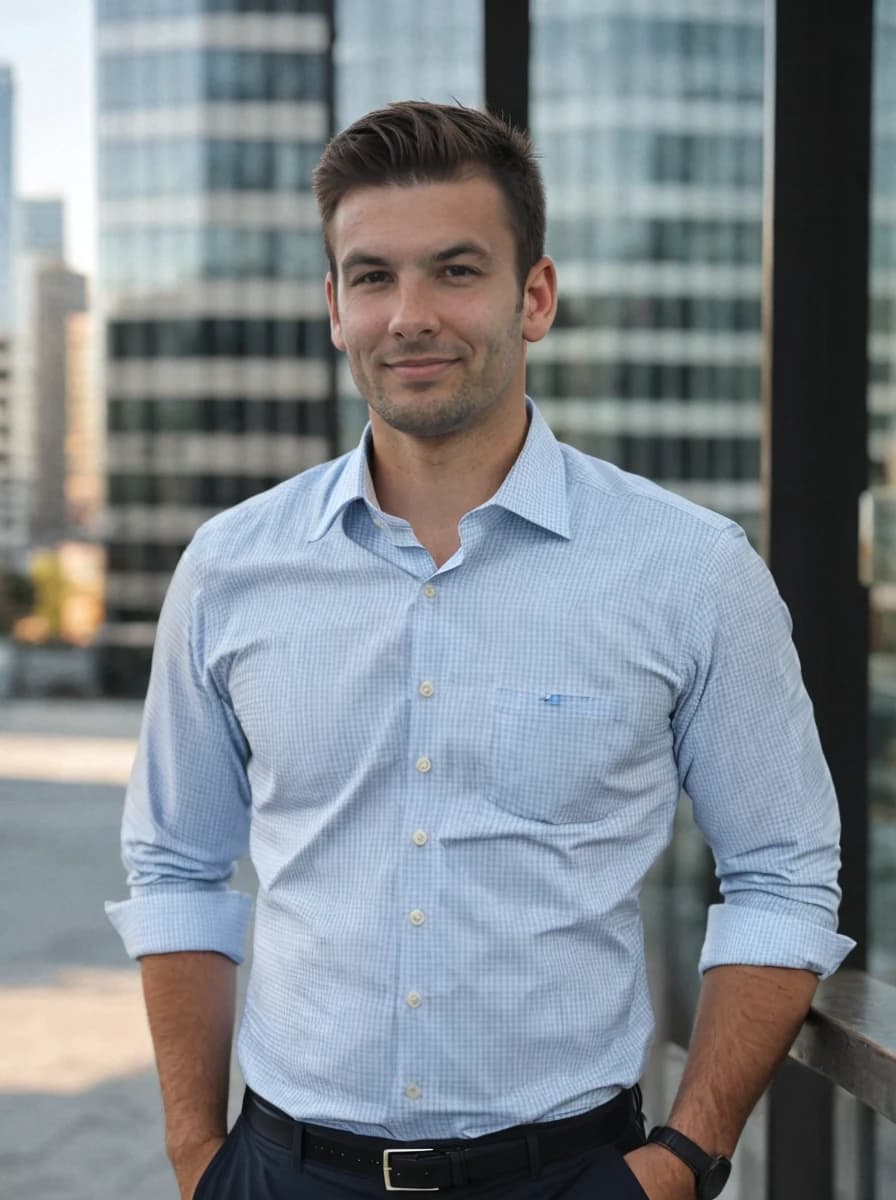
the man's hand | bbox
[171,1135,227,1200]
[623,1143,696,1200]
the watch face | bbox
[699,1157,732,1200]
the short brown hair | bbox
[313,100,546,290]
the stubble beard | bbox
[351,315,524,440]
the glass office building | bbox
[18,197,65,257]
[95,0,334,688]
[528,1,765,544]
[0,66,14,332]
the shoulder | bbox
[185,452,353,570]
[559,441,741,556]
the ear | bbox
[326,272,346,352]
[521,256,558,345]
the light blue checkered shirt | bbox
[107,400,854,1139]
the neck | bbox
[369,401,529,560]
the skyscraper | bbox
[28,263,88,546]
[0,66,14,332]
[18,197,65,257]
[0,331,22,567]
[527,1,765,544]
[95,0,335,690]
[11,195,74,559]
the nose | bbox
[387,280,440,340]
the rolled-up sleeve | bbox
[673,524,856,980]
[105,540,252,963]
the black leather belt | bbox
[242,1085,639,1191]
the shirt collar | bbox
[307,398,570,542]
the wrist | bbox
[646,1126,732,1199]
[645,1142,698,1195]
[625,1143,697,1200]
[167,1130,226,1167]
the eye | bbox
[353,270,390,286]
[442,264,478,278]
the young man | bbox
[107,103,854,1200]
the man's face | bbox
[325,173,532,440]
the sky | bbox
[0,0,95,277]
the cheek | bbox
[340,310,383,358]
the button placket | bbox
[396,576,443,1103]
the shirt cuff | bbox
[105,889,253,964]
[699,902,856,981]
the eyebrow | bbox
[340,242,492,276]
[432,242,492,264]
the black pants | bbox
[194,1108,650,1199]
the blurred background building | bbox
[0,331,18,565]
[10,197,88,557]
[19,195,65,255]
[529,2,764,542]
[0,65,14,334]
[95,0,335,690]
[27,262,88,545]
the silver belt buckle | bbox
[382,1147,440,1191]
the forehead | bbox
[328,173,516,264]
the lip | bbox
[386,358,459,382]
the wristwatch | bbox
[646,1126,732,1199]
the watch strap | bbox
[646,1126,732,1199]
[646,1125,714,1176]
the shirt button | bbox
[415,756,432,774]
[405,1083,421,1100]
[423,583,436,598]
[412,830,428,846]
[409,909,425,926]
[418,681,434,698]
[406,991,423,1008]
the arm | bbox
[104,545,253,1192]
[628,526,855,1197]
[624,963,818,1199]
[141,950,237,1200]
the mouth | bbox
[386,358,460,383]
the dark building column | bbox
[484,0,529,131]
[763,3,873,1197]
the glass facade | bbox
[98,0,328,18]
[18,197,65,256]
[536,11,763,102]
[100,227,325,287]
[107,394,330,434]
[99,138,324,196]
[97,0,332,682]
[100,49,327,108]
[335,0,482,123]
[531,0,766,545]
[107,316,329,357]
[0,67,13,331]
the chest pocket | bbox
[488,688,627,824]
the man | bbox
[107,102,854,1200]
